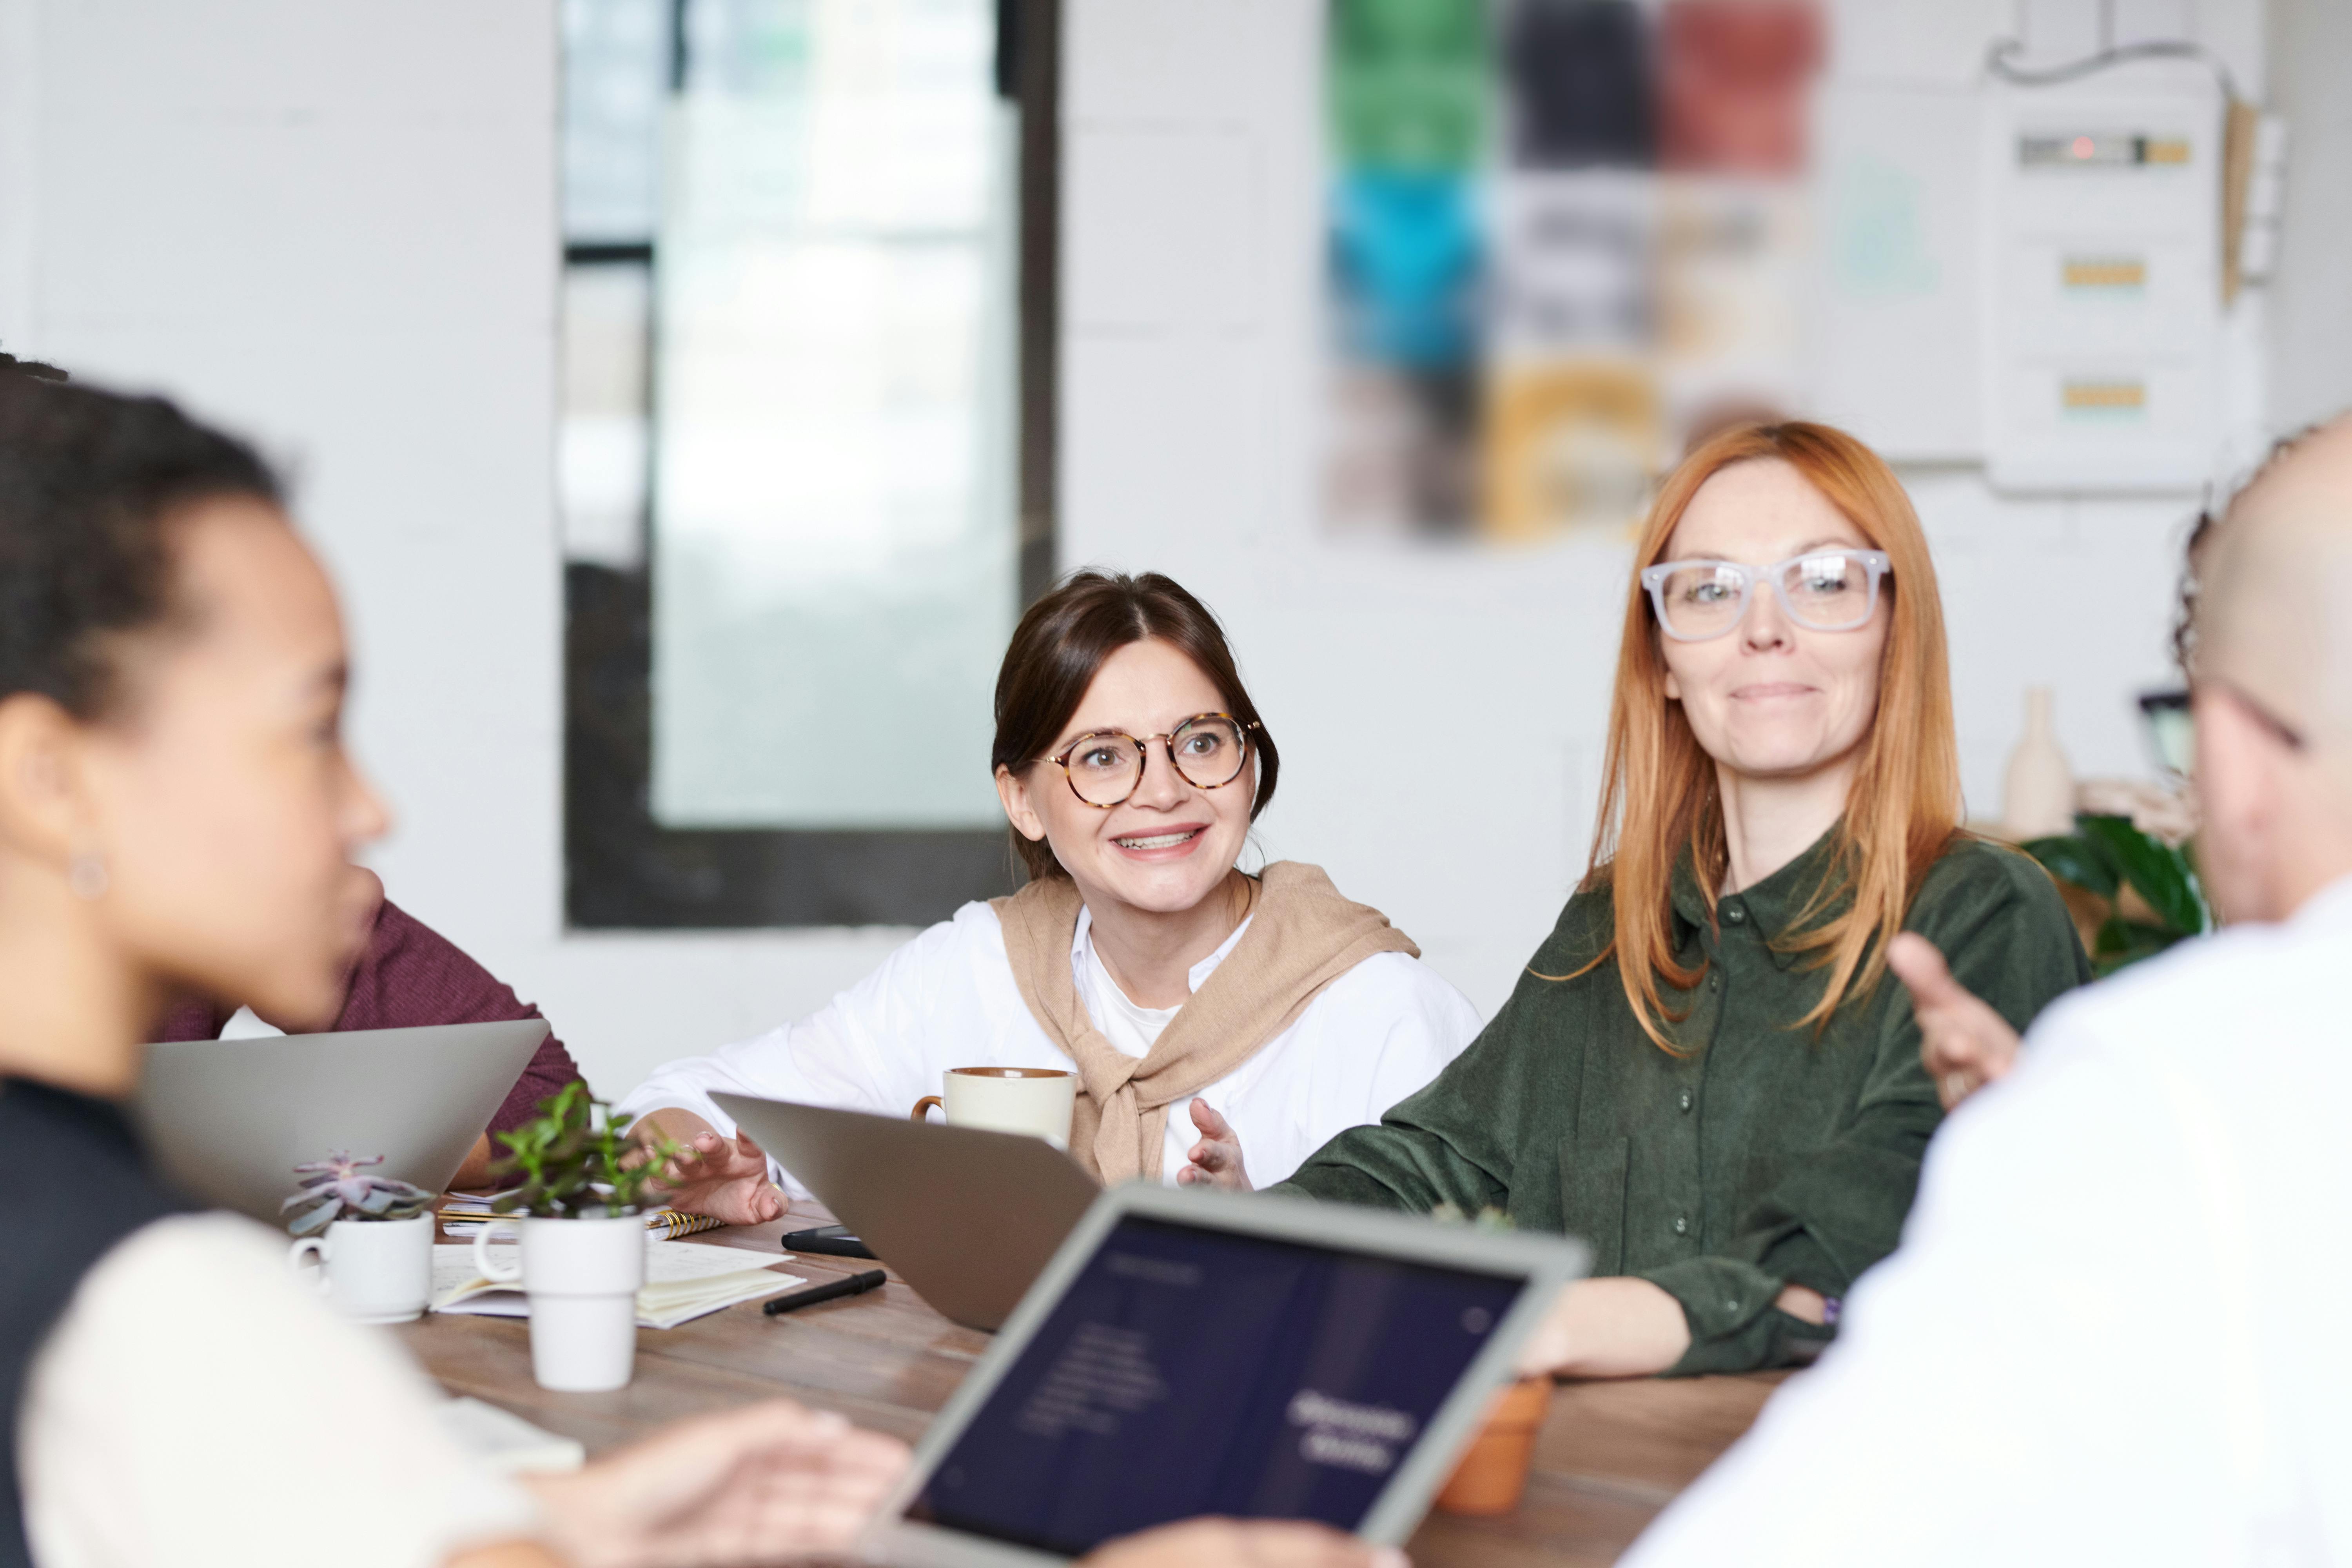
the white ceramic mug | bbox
[911,1066,1078,1148]
[287,1212,434,1324]
[474,1214,646,1392]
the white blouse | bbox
[20,1213,537,1568]
[614,900,1483,1190]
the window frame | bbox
[561,0,1060,929]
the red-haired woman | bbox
[1193,421,2090,1376]
[620,571,1481,1223]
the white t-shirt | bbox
[18,1213,538,1568]
[1078,908,1192,1061]
[1624,875,2352,1567]
[615,897,1483,1188]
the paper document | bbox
[433,1240,803,1329]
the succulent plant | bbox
[283,1152,436,1236]
[490,1080,681,1220]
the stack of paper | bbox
[438,1193,727,1240]
[433,1241,804,1329]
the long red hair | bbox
[1570,421,1962,1047]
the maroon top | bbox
[154,898,586,1138]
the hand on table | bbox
[650,1129,786,1227]
[1176,1100,1253,1191]
[1084,1519,1405,1568]
[1888,932,2022,1111]
[526,1399,909,1568]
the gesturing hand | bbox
[528,1399,910,1568]
[1888,932,2023,1111]
[652,1129,786,1227]
[1085,1519,1405,1568]
[1176,1100,1253,1191]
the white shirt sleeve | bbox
[610,909,1006,1192]
[1221,951,1483,1189]
[19,1212,540,1568]
[1619,1007,2234,1568]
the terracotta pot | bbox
[1434,1377,1553,1516]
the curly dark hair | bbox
[2174,425,2325,676]
[0,376,282,719]
[991,570,1279,882]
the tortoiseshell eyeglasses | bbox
[1040,713,1261,808]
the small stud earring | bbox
[68,850,108,900]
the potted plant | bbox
[2024,812,2212,975]
[1427,1205,1554,1517]
[282,1153,437,1324]
[472,1083,681,1392]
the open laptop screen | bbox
[905,1212,1526,1556]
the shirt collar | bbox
[1072,904,1255,997]
[1670,824,1850,950]
[2290,869,2352,933]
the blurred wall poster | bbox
[1323,0,1824,543]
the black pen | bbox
[764,1268,888,1316]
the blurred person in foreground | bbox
[1893,425,2318,1109]
[1623,413,2352,1564]
[1185,421,2089,1377]
[0,347,584,1194]
[0,378,900,1567]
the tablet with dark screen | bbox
[865,1185,1589,1568]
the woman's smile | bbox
[1110,822,1210,857]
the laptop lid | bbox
[862,1183,1591,1567]
[134,1019,548,1221]
[714,1093,1101,1331]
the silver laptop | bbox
[134,1019,549,1221]
[714,1093,1102,1332]
[860,1182,1590,1566]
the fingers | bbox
[1086,1519,1405,1568]
[1886,933,1964,1012]
[1231,1520,1405,1568]
[1189,1099,1234,1139]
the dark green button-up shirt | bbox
[1274,831,2091,1374]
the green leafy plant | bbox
[2024,813,2212,976]
[490,1081,682,1219]
[282,1152,435,1235]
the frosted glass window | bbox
[651,0,1017,829]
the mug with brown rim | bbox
[911,1066,1078,1149]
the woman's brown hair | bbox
[1566,421,1962,1048]
[992,570,1279,882]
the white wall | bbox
[0,0,2314,1097]
[1060,0,2264,1008]
[2267,0,2352,431]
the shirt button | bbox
[1709,973,1720,992]
[1673,1215,1689,1236]
[1724,906,1746,925]
[1679,1090,1693,1112]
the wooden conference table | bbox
[397,1203,1785,1568]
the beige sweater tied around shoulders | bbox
[991,861,1419,1185]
